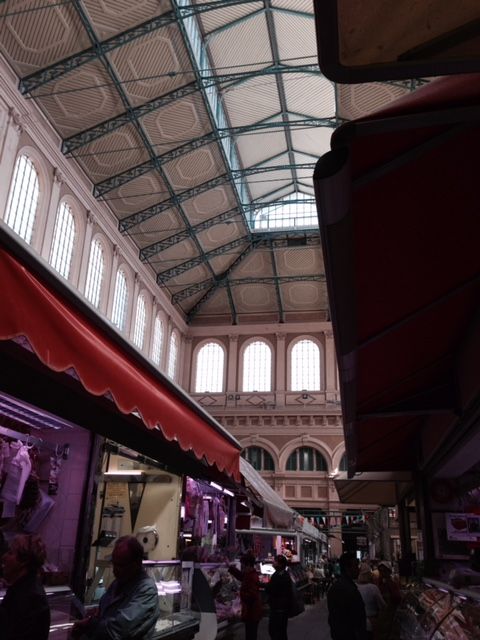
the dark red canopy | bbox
[314,74,480,475]
[0,229,241,481]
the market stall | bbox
[0,225,242,638]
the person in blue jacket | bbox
[72,535,160,639]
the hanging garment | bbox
[0,442,32,505]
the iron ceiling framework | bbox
[6,0,427,324]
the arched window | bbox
[111,269,128,331]
[286,447,327,472]
[133,295,146,349]
[195,342,224,392]
[168,331,178,380]
[243,340,272,391]
[242,447,275,471]
[291,339,321,390]
[84,238,105,308]
[151,315,164,365]
[49,201,75,279]
[4,154,39,243]
[339,454,348,472]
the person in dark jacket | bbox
[228,553,263,640]
[327,552,367,640]
[265,555,292,640]
[72,535,160,639]
[0,533,50,640]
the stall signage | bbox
[445,513,480,541]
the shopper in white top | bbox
[356,564,385,639]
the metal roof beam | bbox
[269,238,284,323]
[19,0,260,94]
[119,162,316,231]
[157,236,250,283]
[93,118,328,196]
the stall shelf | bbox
[395,578,480,639]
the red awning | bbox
[314,74,480,475]
[0,233,240,481]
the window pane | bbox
[243,341,271,391]
[195,342,224,392]
[286,452,297,471]
[245,447,275,471]
[49,201,75,279]
[4,155,39,244]
[133,295,146,349]
[111,270,128,331]
[253,193,319,231]
[339,454,348,472]
[151,316,164,365]
[84,239,104,308]
[315,450,327,471]
[291,339,320,391]
[168,332,178,379]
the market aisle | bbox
[227,600,332,640]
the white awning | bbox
[334,471,413,506]
[240,458,294,529]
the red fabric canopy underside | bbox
[0,247,240,481]
[315,74,480,472]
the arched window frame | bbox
[48,198,77,281]
[192,339,226,393]
[287,335,324,391]
[132,292,148,351]
[240,337,274,392]
[3,148,50,249]
[167,329,179,380]
[151,312,166,366]
[339,453,348,472]
[84,234,111,311]
[55,193,86,287]
[241,446,275,472]
[285,447,328,472]
[111,268,129,332]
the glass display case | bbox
[144,560,199,640]
[395,578,480,639]
[196,562,241,622]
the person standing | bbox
[265,555,291,640]
[72,535,160,639]
[0,533,50,640]
[375,560,402,640]
[327,552,367,640]
[228,553,263,640]
[356,565,385,639]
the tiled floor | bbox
[226,600,333,640]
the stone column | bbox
[77,210,94,293]
[105,244,120,320]
[39,167,63,260]
[0,107,22,218]
[324,329,337,401]
[127,273,141,342]
[275,332,286,407]
[227,334,238,393]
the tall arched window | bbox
[243,340,272,391]
[168,331,178,379]
[195,342,224,392]
[133,295,146,349]
[84,238,105,308]
[291,339,321,390]
[242,447,275,471]
[286,447,327,471]
[339,454,348,472]
[111,269,128,331]
[49,201,75,279]
[4,154,39,244]
[151,315,164,365]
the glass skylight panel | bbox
[195,342,224,393]
[253,193,318,231]
[4,155,39,244]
